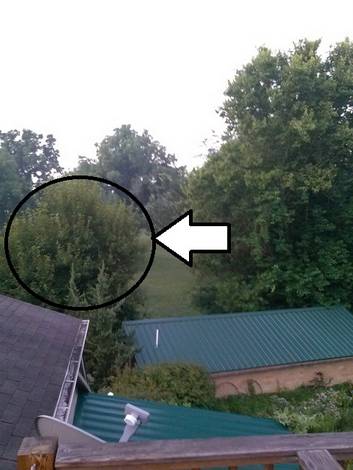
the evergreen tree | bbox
[68,263,137,389]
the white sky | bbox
[1,0,353,170]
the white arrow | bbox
[154,210,231,266]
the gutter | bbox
[53,319,89,422]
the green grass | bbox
[138,234,200,317]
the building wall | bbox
[212,357,353,397]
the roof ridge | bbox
[124,305,344,326]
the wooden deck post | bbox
[17,437,58,470]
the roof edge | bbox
[53,319,89,422]
[124,305,349,327]
[211,354,353,376]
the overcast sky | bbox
[1,0,353,170]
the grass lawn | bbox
[139,241,201,317]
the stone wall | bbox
[212,357,353,397]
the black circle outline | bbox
[4,175,156,311]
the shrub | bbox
[2,179,144,307]
[213,383,353,435]
[273,388,353,433]
[104,363,215,408]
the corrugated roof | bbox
[124,306,353,373]
[74,392,296,470]
[74,392,289,441]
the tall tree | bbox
[77,125,186,228]
[68,265,138,389]
[0,129,62,227]
[188,39,353,312]
[0,129,62,187]
[0,149,24,227]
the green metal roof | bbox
[124,306,353,373]
[74,392,289,441]
[74,392,296,470]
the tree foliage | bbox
[0,129,62,227]
[1,180,144,307]
[188,39,353,312]
[105,363,215,407]
[77,125,186,229]
[68,265,138,389]
[0,149,24,227]
[0,129,62,187]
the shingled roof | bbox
[124,306,353,373]
[0,294,82,469]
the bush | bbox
[104,363,215,408]
[213,383,353,434]
[1,179,144,307]
[273,388,353,433]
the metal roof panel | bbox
[124,306,353,372]
[74,392,296,469]
[74,392,289,440]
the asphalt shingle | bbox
[0,294,81,468]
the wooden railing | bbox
[17,432,353,470]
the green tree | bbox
[68,264,138,389]
[77,125,186,228]
[0,129,62,227]
[0,149,24,227]
[1,180,144,307]
[0,129,62,187]
[188,39,353,312]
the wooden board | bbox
[17,437,57,470]
[298,449,343,469]
[55,432,353,469]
